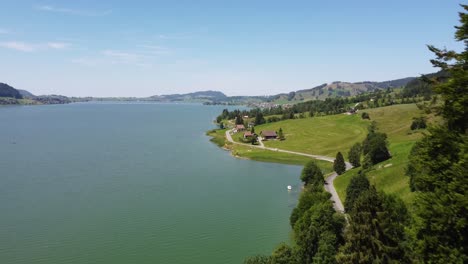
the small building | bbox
[261,130,277,140]
[236,124,246,131]
[244,131,254,139]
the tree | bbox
[290,190,331,228]
[278,127,285,140]
[348,143,361,168]
[255,112,265,125]
[251,134,258,145]
[294,201,345,264]
[361,112,370,120]
[344,173,370,212]
[362,124,391,165]
[337,187,410,263]
[405,6,468,262]
[406,127,467,262]
[333,152,346,175]
[271,243,298,264]
[300,160,324,187]
[251,126,255,134]
[219,122,224,129]
[235,115,244,125]
[426,5,468,134]
[244,255,271,264]
[410,117,427,130]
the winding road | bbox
[225,129,351,213]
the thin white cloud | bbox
[73,48,159,67]
[71,57,102,66]
[0,41,35,52]
[36,5,112,17]
[102,50,145,63]
[47,42,69,49]
[0,41,71,52]
[138,44,170,55]
[155,33,190,40]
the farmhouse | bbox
[236,124,246,131]
[243,131,254,139]
[260,130,277,140]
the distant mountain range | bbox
[0,76,419,105]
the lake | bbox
[0,103,302,264]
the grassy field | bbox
[206,129,334,173]
[255,113,370,157]
[211,104,426,204]
[333,104,425,204]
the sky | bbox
[0,0,464,97]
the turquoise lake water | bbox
[0,103,302,264]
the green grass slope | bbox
[256,114,369,157]
[334,104,426,204]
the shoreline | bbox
[206,127,350,212]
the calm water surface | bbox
[0,103,301,264]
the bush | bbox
[410,117,427,130]
[361,112,370,119]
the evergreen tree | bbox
[333,152,346,175]
[251,126,255,134]
[278,127,285,140]
[235,115,244,125]
[362,124,391,165]
[337,187,410,263]
[255,112,265,125]
[426,5,468,133]
[348,143,361,168]
[251,134,258,145]
[406,6,468,262]
[344,173,370,212]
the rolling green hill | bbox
[214,103,426,204]
[334,104,426,203]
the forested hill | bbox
[0,83,23,99]
[0,83,71,105]
[149,90,228,102]
[269,76,416,102]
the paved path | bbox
[225,129,351,213]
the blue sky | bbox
[0,1,463,97]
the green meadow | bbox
[257,114,369,157]
[334,104,425,203]
[210,103,426,204]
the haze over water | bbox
[0,103,301,264]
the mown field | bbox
[255,114,370,157]
[334,104,426,204]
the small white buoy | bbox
[287,185,292,190]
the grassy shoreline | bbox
[206,129,334,174]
